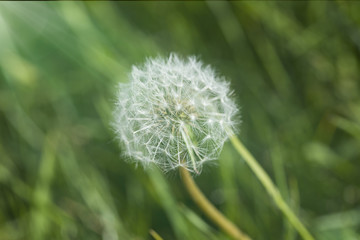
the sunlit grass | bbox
[0,1,360,240]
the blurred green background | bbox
[1,1,360,240]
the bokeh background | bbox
[1,1,360,240]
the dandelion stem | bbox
[180,125,198,173]
[226,128,314,240]
[180,166,251,240]
[149,229,164,240]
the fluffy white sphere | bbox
[113,54,239,174]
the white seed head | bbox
[113,53,239,174]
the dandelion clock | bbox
[112,53,313,240]
[113,53,239,174]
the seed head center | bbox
[155,97,197,126]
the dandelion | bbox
[113,54,250,240]
[113,53,239,174]
[113,53,314,240]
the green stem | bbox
[149,229,164,240]
[180,125,199,174]
[226,128,314,240]
[180,166,251,240]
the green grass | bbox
[0,1,360,239]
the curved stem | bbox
[149,229,164,240]
[180,166,251,240]
[227,128,314,240]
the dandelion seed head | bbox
[113,53,239,174]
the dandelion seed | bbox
[113,53,239,173]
